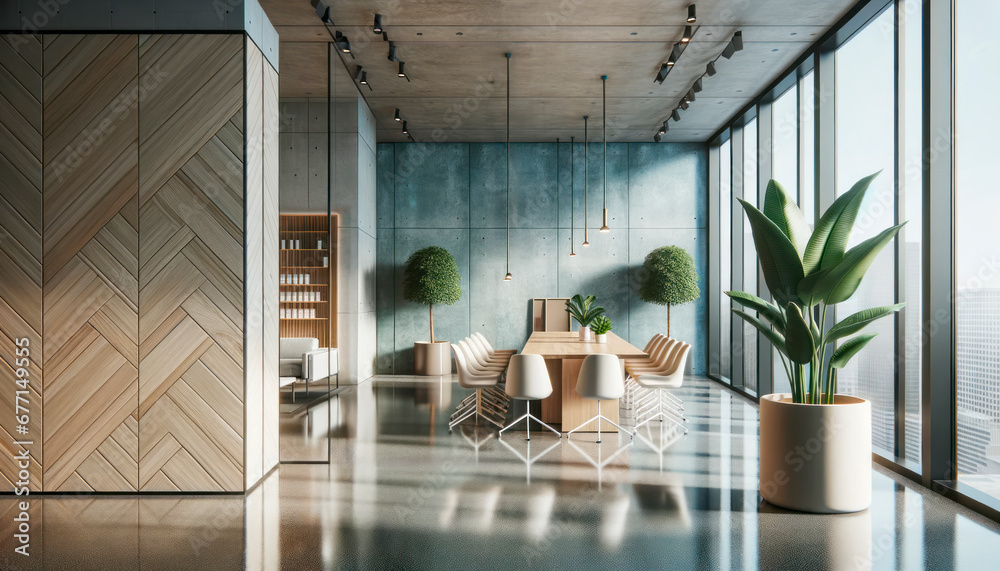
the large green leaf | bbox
[783,303,815,365]
[796,268,830,308]
[802,171,881,275]
[732,309,787,355]
[830,333,879,369]
[762,179,810,257]
[738,199,805,306]
[826,303,906,343]
[822,222,906,304]
[726,290,785,331]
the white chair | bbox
[448,343,509,431]
[466,335,512,370]
[499,354,560,440]
[472,332,516,359]
[458,339,506,374]
[633,343,691,434]
[623,335,668,408]
[566,354,632,444]
[627,338,683,413]
[279,338,338,401]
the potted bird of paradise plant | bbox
[729,172,905,513]
[565,294,605,341]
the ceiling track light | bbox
[667,44,682,67]
[504,52,513,282]
[687,4,697,23]
[681,25,693,43]
[582,115,590,248]
[315,1,333,24]
[693,77,703,92]
[722,31,743,59]
[398,61,410,82]
[334,31,351,54]
[394,108,402,122]
[654,63,670,84]
[706,61,717,76]
[401,120,408,135]
[359,72,370,90]
[373,14,383,34]
[679,99,689,110]
[387,42,399,62]
[687,88,696,102]
[653,132,662,143]
[354,65,364,81]
[672,109,681,122]
[600,75,609,234]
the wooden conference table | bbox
[521,331,647,432]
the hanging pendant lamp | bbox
[570,135,576,257]
[503,52,513,282]
[600,75,610,233]
[582,115,590,247]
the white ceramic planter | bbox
[413,341,451,376]
[595,333,607,344]
[579,326,592,342]
[759,393,871,513]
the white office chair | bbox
[499,354,561,440]
[633,343,691,435]
[472,332,516,359]
[566,354,632,444]
[458,339,506,374]
[448,343,509,431]
[623,335,669,409]
[627,338,684,413]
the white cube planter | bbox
[759,393,871,513]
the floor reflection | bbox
[4,376,1000,569]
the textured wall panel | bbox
[376,142,710,374]
[0,34,43,491]
[41,34,139,492]
[138,34,245,492]
[262,60,280,475]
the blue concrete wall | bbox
[376,142,709,374]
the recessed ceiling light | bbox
[772,48,779,52]
[417,32,423,36]
[456,32,463,35]
[630,32,638,36]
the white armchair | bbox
[279,338,339,400]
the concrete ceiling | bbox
[260,0,859,143]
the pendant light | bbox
[570,135,576,257]
[582,115,590,248]
[503,52,513,282]
[600,75,610,233]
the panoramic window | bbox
[771,85,797,396]
[720,138,732,381]
[956,0,1000,497]
[834,7,897,455]
[742,118,758,394]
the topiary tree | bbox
[639,246,701,338]
[404,246,462,343]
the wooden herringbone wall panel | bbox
[41,34,140,492]
[138,35,245,492]
[0,34,43,491]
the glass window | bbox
[834,7,896,456]
[956,0,1000,497]
[720,139,732,381]
[742,118,758,395]
[901,0,923,467]
[800,71,815,227]
[771,86,797,396]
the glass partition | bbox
[741,118,758,396]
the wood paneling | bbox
[0,34,42,491]
[42,34,139,492]
[138,34,245,492]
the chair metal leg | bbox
[499,401,561,440]
[566,401,633,443]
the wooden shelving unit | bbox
[279,214,337,348]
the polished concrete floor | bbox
[4,376,1000,570]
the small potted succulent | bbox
[565,294,605,341]
[589,316,612,344]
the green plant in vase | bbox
[727,172,905,404]
[565,294,605,341]
[589,316,612,343]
